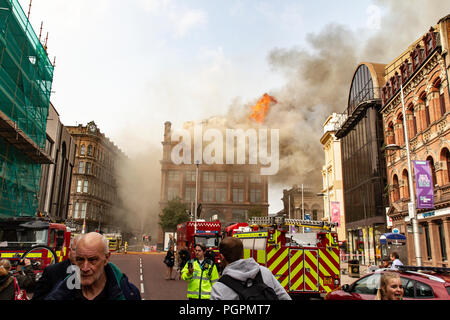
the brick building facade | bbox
[381,16,450,267]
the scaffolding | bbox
[0,0,54,217]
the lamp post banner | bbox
[331,201,340,225]
[413,160,434,209]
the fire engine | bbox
[176,220,221,264]
[232,216,340,299]
[104,233,122,252]
[0,217,71,276]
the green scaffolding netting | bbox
[0,0,54,217]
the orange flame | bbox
[249,93,277,123]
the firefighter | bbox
[124,241,128,254]
[181,243,219,300]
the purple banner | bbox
[413,160,434,209]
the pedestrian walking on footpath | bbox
[45,232,141,300]
[389,252,403,270]
[210,237,291,300]
[164,245,175,280]
[181,243,219,299]
[375,272,404,300]
[177,243,191,280]
[32,234,82,300]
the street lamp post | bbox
[384,84,422,266]
[194,160,199,234]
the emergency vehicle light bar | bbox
[248,216,337,229]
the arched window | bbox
[392,174,400,202]
[426,156,437,187]
[433,78,446,117]
[402,169,410,199]
[421,93,431,128]
[396,114,405,145]
[407,104,417,137]
[80,144,86,155]
[440,148,450,185]
[387,121,395,145]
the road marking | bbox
[140,275,143,281]
[140,283,144,294]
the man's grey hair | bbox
[76,232,109,255]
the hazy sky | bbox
[15,0,444,214]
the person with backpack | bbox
[210,237,291,300]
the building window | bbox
[185,171,196,182]
[392,175,400,202]
[87,145,93,156]
[402,169,410,199]
[203,172,214,183]
[185,187,196,202]
[85,162,91,175]
[77,180,82,193]
[233,172,244,183]
[74,202,80,219]
[250,174,261,183]
[424,96,431,128]
[426,156,437,187]
[78,161,85,174]
[167,187,178,201]
[202,188,214,202]
[168,171,179,181]
[83,180,89,193]
[424,224,432,260]
[80,203,87,219]
[250,189,261,203]
[80,145,86,155]
[216,188,227,202]
[440,93,446,117]
[438,221,447,261]
[216,172,227,183]
[232,188,244,203]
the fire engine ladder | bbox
[248,216,338,231]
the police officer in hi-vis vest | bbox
[181,243,219,299]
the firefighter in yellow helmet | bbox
[181,243,219,300]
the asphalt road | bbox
[110,252,188,300]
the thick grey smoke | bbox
[113,1,450,231]
[223,1,450,191]
[114,145,162,240]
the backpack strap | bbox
[218,271,263,299]
[218,275,245,299]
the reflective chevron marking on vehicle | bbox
[267,246,289,289]
[318,248,340,293]
[289,249,304,291]
[303,250,319,292]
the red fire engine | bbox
[176,220,221,264]
[0,217,71,277]
[232,216,340,299]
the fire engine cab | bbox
[232,216,340,299]
[177,220,221,264]
[0,217,71,276]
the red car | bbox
[325,266,450,300]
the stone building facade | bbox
[38,103,76,222]
[158,120,269,247]
[381,16,450,267]
[66,122,126,233]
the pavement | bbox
[340,261,369,286]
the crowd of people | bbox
[0,232,407,301]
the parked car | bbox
[325,266,450,300]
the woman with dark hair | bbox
[164,246,175,280]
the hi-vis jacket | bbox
[181,258,219,299]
